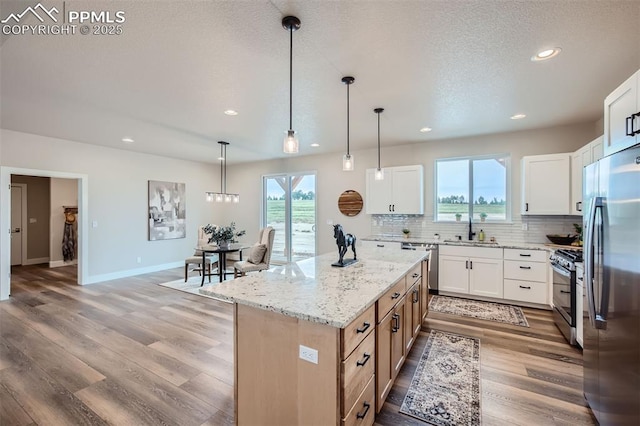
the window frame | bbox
[434,153,511,223]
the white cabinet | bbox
[503,249,549,305]
[365,165,424,214]
[439,246,503,298]
[571,136,604,215]
[522,153,571,215]
[604,69,639,157]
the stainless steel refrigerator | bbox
[583,143,640,425]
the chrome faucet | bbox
[468,217,476,241]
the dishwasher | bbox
[401,242,439,294]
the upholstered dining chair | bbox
[233,227,275,278]
[184,225,219,282]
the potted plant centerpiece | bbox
[204,222,246,248]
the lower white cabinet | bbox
[439,246,503,298]
[503,249,549,305]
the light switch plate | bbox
[29,218,37,223]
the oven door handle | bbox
[551,263,572,278]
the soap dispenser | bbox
[479,229,485,242]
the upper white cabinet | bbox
[571,136,604,215]
[521,153,571,215]
[365,165,424,214]
[604,69,639,157]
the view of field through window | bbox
[436,155,508,222]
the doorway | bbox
[10,184,27,266]
[263,173,316,263]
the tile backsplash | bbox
[371,214,582,244]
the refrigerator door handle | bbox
[584,196,603,329]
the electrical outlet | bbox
[326,219,333,225]
[136,257,142,264]
[299,345,318,364]
[92,220,98,228]
[522,223,528,231]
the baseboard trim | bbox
[49,260,78,268]
[23,257,50,266]
[83,261,182,285]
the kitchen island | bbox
[200,247,428,425]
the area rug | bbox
[157,277,231,303]
[429,295,529,327]
[400,330,481,425]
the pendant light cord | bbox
[223,143,227,193]
[220,143,224,193]
[289,27,293,131]
[346,83,350,156]
[377,112,381,169]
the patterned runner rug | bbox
[158,277,231,303]
[429,295,529,327]
[400,330,481,425]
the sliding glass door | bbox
[263,173,316,263]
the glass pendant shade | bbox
[206,193,214,202]
[283,130,299,154]
[343,154,354,171]
[375,168,384,180]
[215,193,223,202]
[205,141,240,203]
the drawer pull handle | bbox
[519,254,531,257]
[560,290,571,294]
[356,353,371,367]
[376,244,384,248]
[356,322,370,334]
[413,288,419,303]
[356,402,371,419]
[519,285,531,289]
[412,273,419,278]
[392,313,400,332]
[391,292,401,300]
[519,266,532,270]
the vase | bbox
[218,241,231,249]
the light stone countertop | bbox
[361,235,576,251]
[199,247,427,328]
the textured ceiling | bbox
[1,0,639,164]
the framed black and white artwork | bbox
[148,180,186,241]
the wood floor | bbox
[0,264,596,425]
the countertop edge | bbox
[361,235,578,251]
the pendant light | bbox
[374,108,384,180]
[282,16,301,154]
[205,141,240,203]
[342,76,355,171]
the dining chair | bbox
[185,225,219,282]
[233,227,275,278]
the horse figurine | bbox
[332,224,357,267]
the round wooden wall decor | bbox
[338,190,364,217]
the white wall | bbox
[50,177,78,266]
[219,122,598,256]
[0,129,221,295]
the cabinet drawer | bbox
[440,245,503,259]
[504,260,547,282]
[342,374,375,426]
[503,248,548,263]
[377,280,405,321]
[504,279,547,305]
[342,304,375,359]
[341,331,375,416]
[359,240,402,250]
[405,263,422,292]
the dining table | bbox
[197,243,249,286]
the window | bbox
[263,173,316,263]
[435,154,510,222]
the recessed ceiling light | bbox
[310,143,320,147]
[224,109,238,116]
[122,137,134,143]
[419,127,432,133]
[510,114,526,120]
[531,47,561,62]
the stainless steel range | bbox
[550,249,583,345]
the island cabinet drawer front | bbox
[341,331,375,416]
[360,240,402,250]
[377,280,406,321]
[504,279,547,304]
[503,248,547,263]
[504,260,547,282]
[405,264,422,291]
[440,245,503,259]
[342,375,375,426]
[342,304,376,359]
